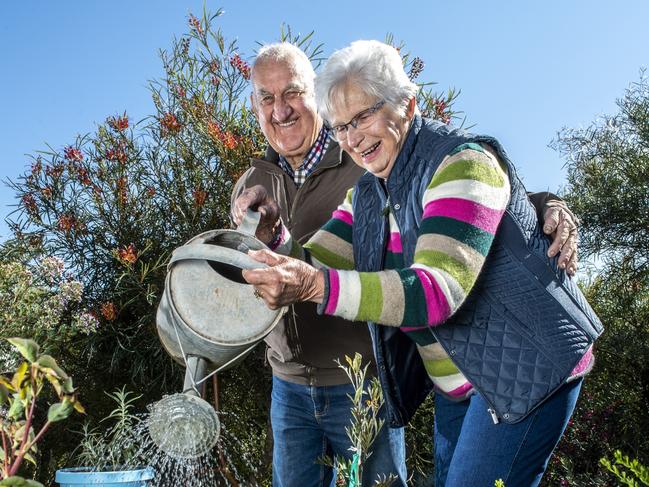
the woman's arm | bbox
[321,142,511,328]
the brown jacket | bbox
[231,142,560,386]
[231,142,376,386]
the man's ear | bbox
[406,96,416,119]
[250,93,258,118]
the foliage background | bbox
[0,8,647,487]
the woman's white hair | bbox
[253,42,315,89]
[315,40,419,124]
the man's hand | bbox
[242,249,325,309]
[542,200,579,276]
[232,185,281,244]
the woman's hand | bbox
[242,249,325,309]
[232,185,281,244]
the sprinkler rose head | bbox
[147,393,220,458]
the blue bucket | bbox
[55,467,154,486]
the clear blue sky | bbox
[1,0,647,240]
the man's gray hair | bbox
[315,40,419,124]
[252,42,315,89]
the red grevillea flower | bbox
[31,158,42,175]
[76,167,92,186]
[188,14,203,35]
[108,114,129,131]
[221,131,238,150]
[192,188,207,207]
[229,53,250,80]
[408,57,425,81]
[160,113,182,135]
[117,243,138,265]
[207,121,239,150]
[64,146,84,162]
[116,176,128,204]
[100,302,118,321]
[431,98,451,124]
[57,213,84,233]
[45,164,64,178]
[106,146,128,164]
[22,193,37,215]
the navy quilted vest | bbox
[352,116,603,426]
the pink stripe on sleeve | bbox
[446,381,474,398]
[324,269,340,315]
[413,268,451,326]
[570,346,594,376]
[423,197,504,234]
[332,209,353,226]
[400,325,430,332]
[386,232,403,253]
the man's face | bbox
[251,60,321,168]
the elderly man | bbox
[231,42,578,487]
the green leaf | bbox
[0,477,44,487]
[7,338,40,363]
[11,362,28,391]
[61,377,75,394]
[35,355,68,380]
[23,451,36,466]
[47,400,73,423]
[7,393,25,419]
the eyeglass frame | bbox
[327,100,386,141]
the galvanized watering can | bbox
[148,210,285,458]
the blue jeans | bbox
[434,378,582,487]
[271,375,407,487]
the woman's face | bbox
[329,82,412,179]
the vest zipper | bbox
[488,408,500,424]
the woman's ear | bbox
[406,96,416,119]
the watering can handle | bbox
[168,243,268,270]
[237,209,262,237]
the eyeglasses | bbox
[329,100,386,141]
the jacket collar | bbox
[385,114,423,194]
[251,140,344,174]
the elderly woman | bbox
[236,40,601,486]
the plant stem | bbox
[1,427,10,478]
[9,420,52,477]
[8,377,38,477]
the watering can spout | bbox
[183,355,208,397]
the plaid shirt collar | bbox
[278,125,331,187]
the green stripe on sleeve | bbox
[304,243,355,270]
[424,357,461,377]
[448,142,486,156]
[420,216,495,256]
[397,269,430,326]
[414,249,475,293]
[357,272,383,322]
[403,327,438,346]
[428,159,505,189]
